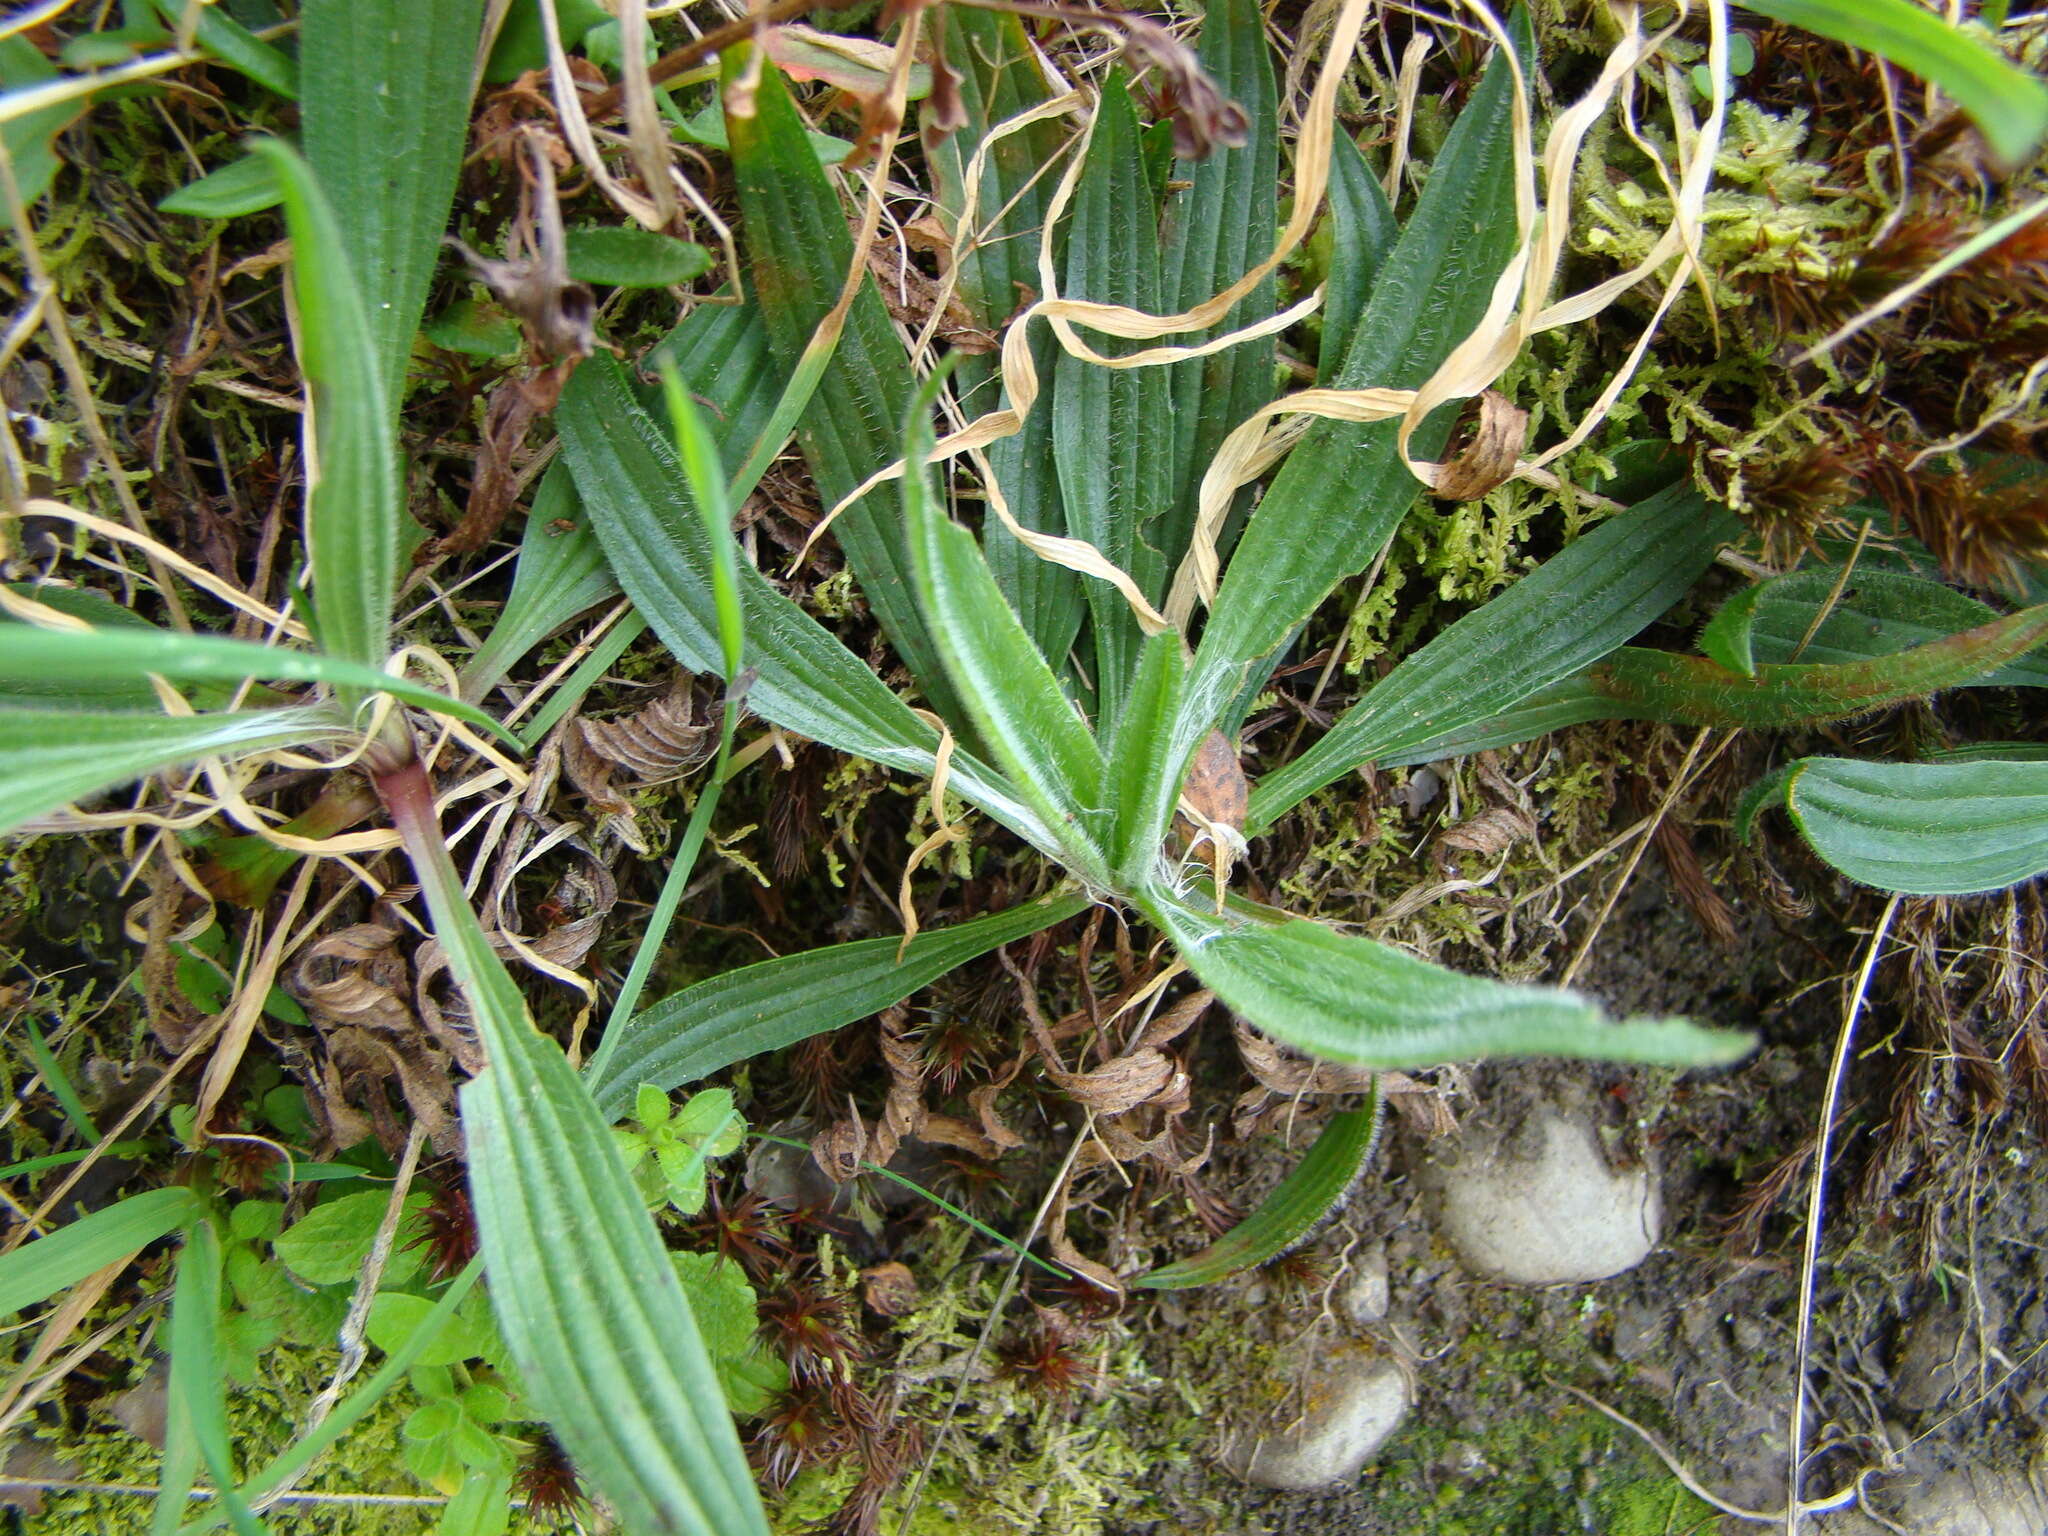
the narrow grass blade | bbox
[0,1185,205,1316]
[1052,72,1173,719]
[1179,14,1533,799]
[902,372,1109,876]
[926,6,1081,667]
[22,1017,96,1140]
[0,704,341,836]
[300,0,485,402]
[1710,566,2048,688]
[1161,0,1279,532]
[1318,128,1398,383]
[657,364,745,681]
[0,626,517,747]
[256,139,398,677]
[180,1261,483,1534]
[1148,891,1752,1070]
[724,47,957,720]
[601,364,748,1037]
[585,889,1090,1120]
[1248,486,1737,832]
[751,1133,1068,1278]
[1740,0,2048,167]
[1107,630,1188,884]
[162,1223,267,1536]
[379,761,770,1536]
[1757,756,2048,896]
[558,357,1053,849]
[1135,1097,1379,1290]
[649,296,794,509]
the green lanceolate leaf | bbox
[1739,0,2048,167]
[1588,601,2048,728]
[1357,674,1618,767]
[1405,598,2048,754]
[1160,0,1279,539]
[925,7,1061,324]
[902,377,1109,876]
[148,0,296,98]
[257,139,398,678]
[1135,1095,1379,1290]
[563,226,713,288]
[381,764,770,1536]
[159,153,283,219]
[1147,891,1752,1070]
[1178,12,1533,793]
[0,705,342,837]
[0,1185,206,1316]
[465,302,790,701]
[1052,72,1173,721]
[585,889,1090,1121]
[0,626,517,746]
[926,6,1081,669]
[300,0,485,402]
[161,1223,266,1536]
[1752,756,2048,896]
[1318,130,1398,384]
[1248,485,1738,832]
[1704,566,2048,688]
[558,357,1053,850]
[724,46,958,721]
[1107,631,1190,883]
[459,463,618,701]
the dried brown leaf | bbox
[860,1262,920,1317]
[1432,390,1529,502]
[812,1008,930,1182]
[291,924,414,1034]
[1436,804,1536,861]
[1181,731,1247,833]
[1649,813,1740,948]
[323,1025,461,1156]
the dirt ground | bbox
[1109,872,2046,1536]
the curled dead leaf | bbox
[1432,390,1528,502]
[322,1025,461,1156]
[861,1261,920,1317]
[812,1008,930,1183]
[1435,804,1536,862]
[573,676,718,781]
[562,676,717,853]
[291,924,414,1034]
[1044,1047,1180,1118]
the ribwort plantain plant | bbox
[564,0,2048,1286]
[565,0,1756,1187]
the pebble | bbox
[1225,1352,1412,1491]
[1339,1244,1390,1326]
[1425,1109,1662,1284]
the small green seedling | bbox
[614,1086,747,1215]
